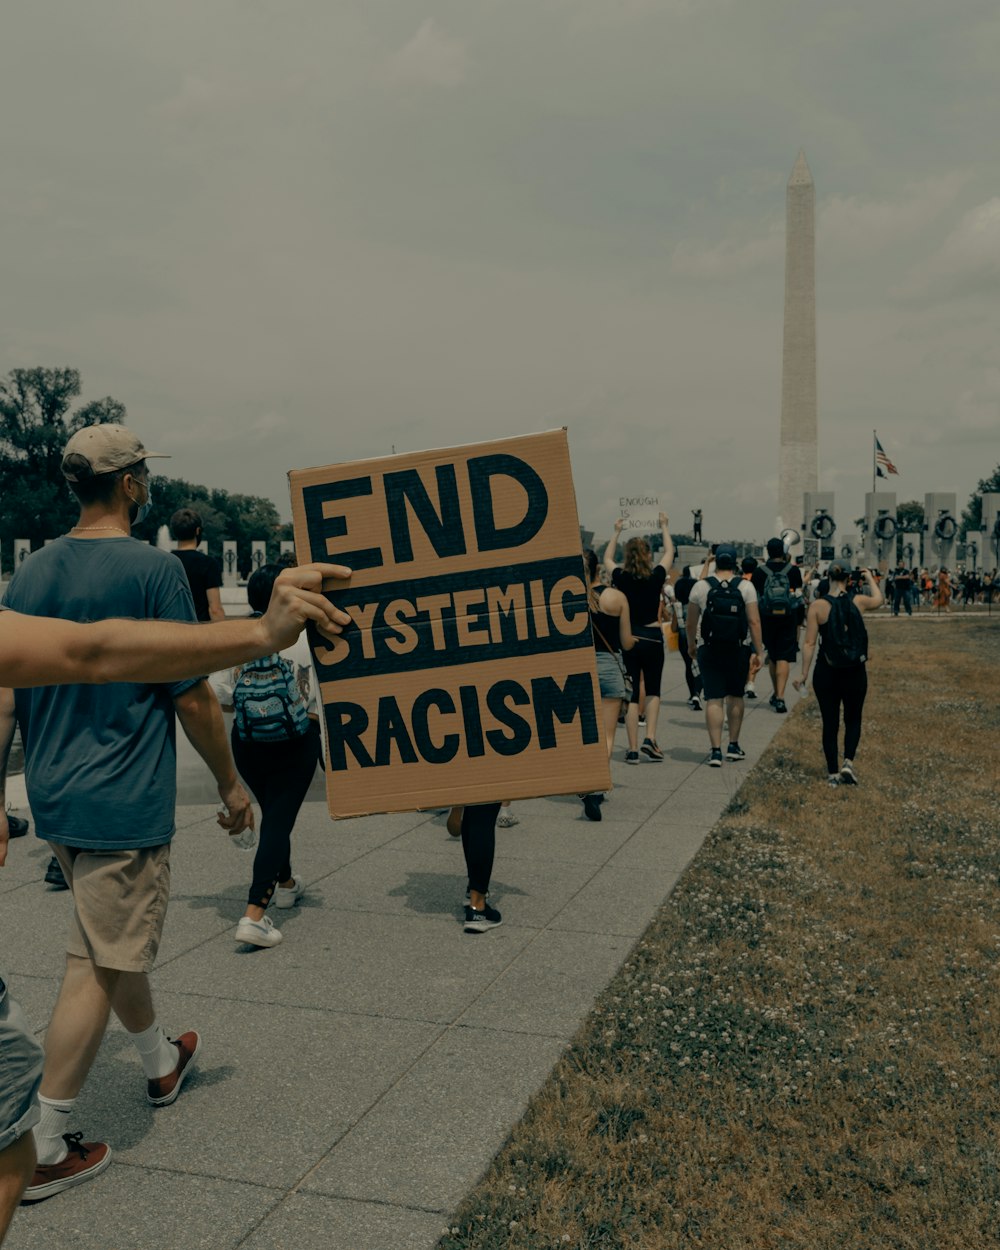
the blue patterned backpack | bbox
[232,654,310,742]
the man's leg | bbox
[705,699,725,748]
[39,955,116,1103]
[773,659,790,700]
[725,695,745,744]
[0,1135,35,1239]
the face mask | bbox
[129,480,153,526]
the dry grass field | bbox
[439,617,1000,1250]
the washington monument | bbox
[777,150,817,534]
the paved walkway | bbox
[3,666,796,1250]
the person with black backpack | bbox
[751,536,804,714]
[793,559,883,786]
[685,544,764,768]
[213,564,322,947]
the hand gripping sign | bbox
[289,430,611,819]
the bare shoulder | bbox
[598,586,626,613]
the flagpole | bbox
[872,430,877,495]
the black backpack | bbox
[821,594,869,668]
[701,576,748,646]
[760,561,795,617]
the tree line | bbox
[0,368,292,572]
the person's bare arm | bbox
[746,600,764,677]
[0,688,16,867]
[793,601,824,691]
[173,682,253,836]
[206,587,226,623]
[854,569,884,611]
[686,602,701,659]
[0,563,351,689]
[603,519,624,574]
[656,512,674,570]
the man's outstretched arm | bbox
[0,563,351,689]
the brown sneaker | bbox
[22,1133,112,1203]
[146,1030,201,1107]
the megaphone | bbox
[780,527,801,553]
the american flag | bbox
[875,436,899,478]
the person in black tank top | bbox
[583,549,635,820]
[603,512,674,764]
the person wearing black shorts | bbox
[603,512,674,764]
[686,545,764,767]
[752,538,804,713]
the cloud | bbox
[158,75,242,122]
[382,19,469,89]
[670,222,783,278]
[897,198,1000,301]
[819,172,967,253]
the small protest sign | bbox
[289,430,610,818]
[617,493,660,535]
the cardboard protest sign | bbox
[617,493,660,534]
[289,430,610,819]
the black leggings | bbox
[812,662,868,775]
[462,802,501,895]
[231,721,321,908]
[623,631,665,706]
[680,643,701,698]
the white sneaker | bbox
[274,878,305,909]
[236,915,282,947]
[496,810,519,828]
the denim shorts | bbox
[595,650,627,700]
[0,976,44,1152]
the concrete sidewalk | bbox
[3,668,796,1250]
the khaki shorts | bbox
[50,843,171,974]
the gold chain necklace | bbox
[70,525,130,536]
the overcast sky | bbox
[2,0,998,544]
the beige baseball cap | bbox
[61,425,170,482]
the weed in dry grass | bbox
[438,619,1000,1250]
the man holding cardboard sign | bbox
[289,430,609,829]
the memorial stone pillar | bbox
[802,492,835,564]
[222,542,238,587]
[14,540,31,567]
[923,492,958,573]
[251,541,267,574]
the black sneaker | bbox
[44,856,69,890]
[744,688,758,700]
[768,694,778,707]
[773,699,787,714]
[726,742,746,761]
[840,761,858,785]
[463,903,503,933]
[640,738,663,762]
[625,750,640,765]
[582,793,602,822]
[690,694,703,711]
[709,747,723,768]
[6,814,29,838]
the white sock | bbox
[33,1095,74,1165]
[128,1022,178,1080]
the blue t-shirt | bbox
[3,537,202,850]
